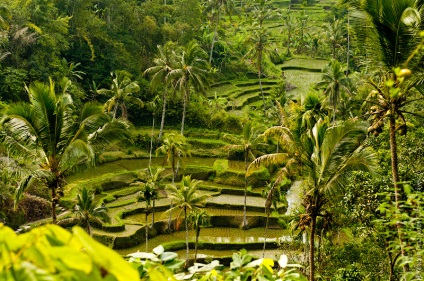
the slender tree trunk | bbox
[209,8,221,64]
[51,186,57,224]
[263,212,270,257]
[181,91,188,136]
[149,114,155,167]
[389,105,409,273]
[194,228,200,263]
[287,25,291,56]
[112,103,119,119]
[258,51,266,116]
[243,151,248,228]
[169,149,175,231]
[152,199,155,226]
[185,207,189,267]
[87,221,91,236]
[146,211,149,252]
[159,88,167,141]
[309,214,316,281]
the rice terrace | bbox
[0,0,423,280]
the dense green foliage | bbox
[0,0,423,280]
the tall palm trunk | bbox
[243,150,248,228]
[145,211,149,252]
[209,8,221,64]
[194,228,200,263]
[149,114,155,167]
[184,207,189,267]
[258,50,266,116]
[51,184,57,224]
[181,90,188,136]
[159,88,167,141]
[309,214,317,281]
[112,102,119,120]
[169,148,175,231]
[389,106,409,273]
[152,199,155,226]
[262,211,270,257]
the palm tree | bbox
[188,210,211,263]
[146,165,165,226]
[146,97,160,166]
[165,175,210,266]
[322,18,346,60]
[341,0,424,270]
[300,119,377,281]
[170,41,211,136]
[315,60,351,124]
[141,181,156,252]
[156,133,191,230]
[143,42,176,140]
[203,0,235,64]
[97,70,143,120]
[1,80,130,223]
[261,180,287,257]
[245,0,277,116]
[74,187,110,236]
[156,133,191,184]
[226,121,262,228]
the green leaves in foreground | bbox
[0,224,307,281]
[0,224,139,281]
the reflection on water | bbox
[124,208,267,224]
[116,227,291,255]
[67,157,245,183]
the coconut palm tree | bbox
[341,0,424,269]
[141,181,157,252]
[203,0,235,64]
[322,18,346,60]
[300,118,377,281]
[165,175,210,266]
[74,187,110,236]
[170,41,211,136]
[226,121,263,228]
[156,133,191,184]
[156,133,191,230]
[143,42,176,140]
[146,165,165,226]
[188,210,211,263]
[97,70,143,120]
[1,79,130,223]
[245,0,277,116]
[315,60,352,124]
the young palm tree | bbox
[156,133,191,230]
[143,42,176,140]
[170,41,211,136]
[74,187,110,236]
[146,165,165,226]
[245,0,278,116]
[315,60,352,124]
[156,133,191,185]
[203,0,235,64]
[227,121,262,228]
[322,18,346,60]
[97,70,143,120]
[188,210,210,263]
[300,119,377,281]
[342,0,424,269]
[165,175,210,266]
[141,182,157,252]
[1,80,130,223]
